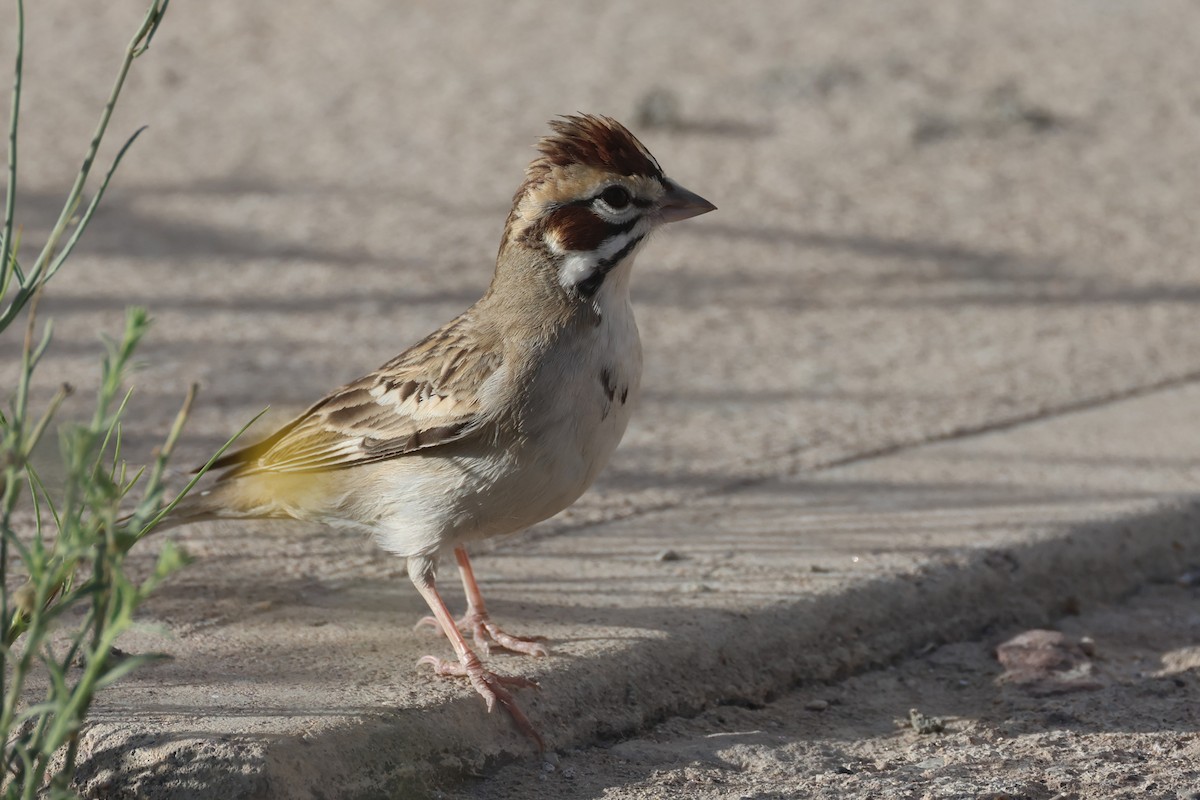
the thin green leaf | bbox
[139,539,189,598]
[142,406,267,533]
[21,382,71,460]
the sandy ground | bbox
[448,581,1200,800]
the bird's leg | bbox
[408,557,544,749]
[415,546,549,658]
[453,546,550,657]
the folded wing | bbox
[210,319,501,477]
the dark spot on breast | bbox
[600,368,616,402]
[620,387,629,404]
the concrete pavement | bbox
[2,1,1199,797]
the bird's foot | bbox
[418,654,543,749]
[415,608,549,657]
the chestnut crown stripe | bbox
[527,115,664,183]
[537,115,663,178]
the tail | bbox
[137,469,321,533]
[118,487,227,536]
[152,490,227,533]
[128,471,285,535]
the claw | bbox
[415,608,549,658]
[418,654,544,749]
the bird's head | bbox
[499,115,715,300]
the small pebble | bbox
[634,88,683,130]
[655,549,683,562]
[906,707,946,734]
[805,699,829,712]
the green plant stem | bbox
[0,2,206,793]
[0,0,22,294]
[0,0,168,331]
[11,285,41,459]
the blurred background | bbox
[4,0,1200,527]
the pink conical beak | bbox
[660,179,717,223]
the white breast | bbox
[497,258,643,530]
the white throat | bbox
[545,221,653,297]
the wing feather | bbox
[210,317,502,476]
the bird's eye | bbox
[599,185,631,209]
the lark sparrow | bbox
[173,115,715,746]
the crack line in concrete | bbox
[504,367,1200,551]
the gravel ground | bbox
[448,580,1200,800]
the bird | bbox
[168,114,716,746]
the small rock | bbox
[996,629,1105,694]
[634,88,683,130]
[805,699,829,712]
[655,549,683,562]
[1177,569,1200,587]
[912,111,959,144]
[906,708,946,734]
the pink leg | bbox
[416,546,549,657]
[408,556,543,750]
